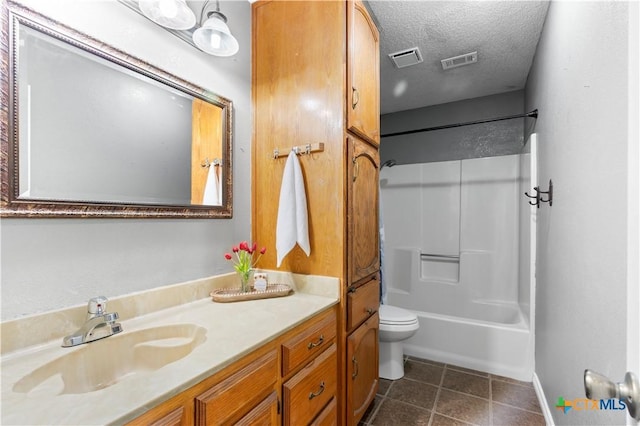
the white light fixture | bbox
[192,1,239,57]
[139,0,196,30]
[133,0,239,57]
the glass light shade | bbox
[139,0,196,30]
[192,15,239,57]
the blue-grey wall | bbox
[526,2,633,425]
[380,90,525,165]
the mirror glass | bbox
[2,5,233,218]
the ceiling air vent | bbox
[441,51,478,70]
[388,47,423,69]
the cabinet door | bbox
[146,407,185,426]
[310,397,337,426]
[346,312,379,426]
[347,0,380,146]
[194,350,277,425]
[235,391,278,426]
[348,135,380,284]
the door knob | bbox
[584,369,640,420]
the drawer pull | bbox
[309,381,325,400]
[307,335,324,349]
[352,356,359,379]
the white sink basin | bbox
[12,323,207,396]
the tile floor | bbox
[360,356,546,426]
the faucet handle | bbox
[87,296,108,317]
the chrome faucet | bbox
[62,296,123,347]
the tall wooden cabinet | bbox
[252,1,380,424]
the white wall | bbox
[0,0,252,320]
[525,2,631,424]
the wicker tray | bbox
[210,284,293,303]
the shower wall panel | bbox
[381,154,521,306]
[460,155,520,303]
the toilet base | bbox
[378,340,405,380]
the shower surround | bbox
[380,151,536,381]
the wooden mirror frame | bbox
[0,1,233,218]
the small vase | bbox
[238,269,253,293]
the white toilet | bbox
[378,304,420,380]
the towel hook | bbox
[524,187,540,207]
[524,179,553,208]
[272,143,324,159]
[201,157,221,168]
[539,179,553,206]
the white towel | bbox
[276,151,310,266]
[202,165,221,205]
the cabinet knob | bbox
[307,335,324,349]
[366,308,376,315]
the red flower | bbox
[224,242,267,277]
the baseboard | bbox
[533,372,555,426]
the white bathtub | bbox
[386,248,535,381]
[403,307,534,381]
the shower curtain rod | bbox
[380,109,538,138]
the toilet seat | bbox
[379,304,418,326]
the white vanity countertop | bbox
[0,272,340,425]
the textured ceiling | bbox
[367,1,550,114]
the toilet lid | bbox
[379,304,418,325]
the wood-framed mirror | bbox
[1,1,233,218]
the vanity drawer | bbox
[235,390,278,426]
[194,350,277,425]
[347,278,379,331]
[283,343,337,426]
[310,397,337,426]
[282,309,337,376]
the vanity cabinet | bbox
[252,1,380,424]
[126,306,337,426]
